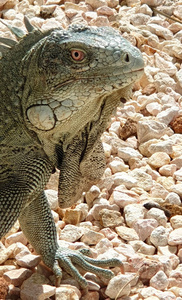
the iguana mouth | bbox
[53,69,143,91]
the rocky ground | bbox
[1,0,182,299]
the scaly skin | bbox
[0,18,144,288]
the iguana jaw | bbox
[25,67,143,134]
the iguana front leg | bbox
[0,156,53,239]
[19,191,122,288]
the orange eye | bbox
[71,50,85,61]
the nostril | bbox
[124,53,130,63]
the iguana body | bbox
[0,18,144,288]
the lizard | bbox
[0,17,144,288]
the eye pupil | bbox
[71,50,85,61]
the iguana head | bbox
[0,18,144,136]
[23,24,144,133]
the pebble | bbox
[168,228,182,245]
[157,107,179,126]
[146,208,167,227]
[148,139,173,155]
[3,268,33,287]
[115,226,139,241]
[130,240,155,255]
[20,273,56,300]
[133,219,158,241]
[150,270,169,290]
[110,190,138,208]
[148,152,171,168]
[98,208,124,228]
[81,230,104,245]
[150,226,169,247]
[45,189,58,210]
[171,183,182,198]
[170,216,182,229]
[130,169,153,191]
[159,164,177,177]
[117,147,142,162]
[105,274,131,298]
[56,285,81,300]
[124,204,145,227]
[137,120,168,144]
[59,224,83,242]
[15,253,41,269]
[109,158,129,173]
[113,172,137,189]
[1,1,182,298]
[5,231,28,247]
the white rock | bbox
[113,172,137,189]
[174,168,182,181]
[116,226,139,241]
[148,152,170,168]
[150,226,169,247]
[141,0,163,5]
[97,6,115,17]
[171,184,182,198]
[95,238,113,254]
[165,192,181,205]
[154,72,176,92]
[89,16,110,26]
[130,169,153,191]
[56,285,81,300]
[118,147,142,162]
[157,245,177,256]
[170,216,182,229]
[148,139,173,155]
[59,225,83,242]
[97,248,125,261]
[176,68,182,88]
[124,204,145,227]
[85,0,107,9]
[157,107,179,126]
[159,164,177,177]
[147,24,173,40]
[150,270,169,290]
[154,53,177,76]
[139,3,153,15]
[150,182,169,199]
[133,219,158,241]
[88,203,119,221]
[81,230,104,245]
[146,208,167,227]
[137,120,167,143]
[109,159,128,173]
[130,13,150,26]
[102,142,112,158]
[146,102,162,116]
[111,190,137,208]
[130,240,155,255]
[45,189,58,210]
[171,156,182,169]
[105,274,131,298]
[5,231,27,247]
[114,243,135,258]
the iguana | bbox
[0,17,144,288]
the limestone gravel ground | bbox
[1,0,182,299]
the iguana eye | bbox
[71,50,85,61]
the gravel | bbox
[1,0,182,299]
